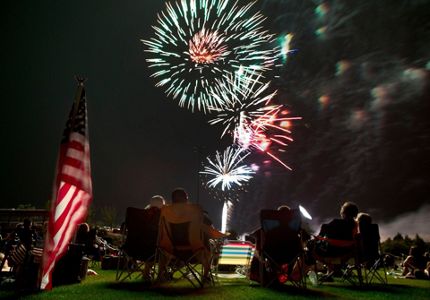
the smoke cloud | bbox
[379,204,430,241]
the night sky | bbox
[1,0,429,238]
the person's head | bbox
[277,205,291,211]
[356,212,372,226]
[171,188,189,204]
[149,195,165,208]
[76,223,90,243]
[23,219,32,229]
[340,201,359,220]
[77,223,90,234]
[409,246,424,257]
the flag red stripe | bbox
[54,186,79,227]
[62,156,84,169]
[68,140,85,151]
[53,193,84,251]
[59,174,90,191]
[55,183,73,205]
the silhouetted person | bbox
[157,188,222,283]
[249,204,304,285]
[403,246,428,279]
[145,195,166,209]
[141,195,165,281]
[319,201,359,240]
[171,188,213,225]
[17,219,35,249]
[171,188,188,204]
[311,201,360,280]
[356,212,372,233]
[75,223,90,245]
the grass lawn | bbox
[1,267,429,300]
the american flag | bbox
[40,80,93,290]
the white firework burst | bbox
[200,146,255,191]
[208,71,278,138]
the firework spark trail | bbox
[246,106,302,170]
[200,146,255,191]
[142,0,278,112]
[208,73,301,170]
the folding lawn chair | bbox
[1,236,45,288]
[258,209,307,288]
[116,207,159,282]
[1,242,27,285]
[358,223,387,285]
[311,221,363,286]
[214,240,255,280]
[156,203,213,287]
[6,243,28,271]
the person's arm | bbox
[203,211,213,226]
[402,256,415,275]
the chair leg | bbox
[297,255,307,288]
[356,263,363,286]
[116,252,125,281]
[259,257,265,286]
[367,258,388,285]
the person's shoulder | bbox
[148,206,161,214]
[203,212,213,225]
[330,218,354,226]
[251,228,261,236]
[326,218,342,226]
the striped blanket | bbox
[218,241,255,266]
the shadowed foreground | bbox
[1,268,429,300]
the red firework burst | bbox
[188,28,229,64]
[235,105,301,170]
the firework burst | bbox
[200,146,255,191]
[208,72,277,137]
[244,105,302,170]
[208,73,301,169]
[142,0,277,112]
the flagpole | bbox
[70,76,86,128]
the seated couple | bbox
[146,188,224,283]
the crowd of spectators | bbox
[1,195,429,293]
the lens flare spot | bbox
[318,95,330,109]
[315,2,330,18]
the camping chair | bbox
[258,209,307,288]
[116,207,159,282]
[310,223,363,286]
[1,235,43,289]
[5,242,45,291]
[314,236,362,286]
[358,223,387,285]
[1,242,27,283]
[156,203,213,288]
[213,240,255,280]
